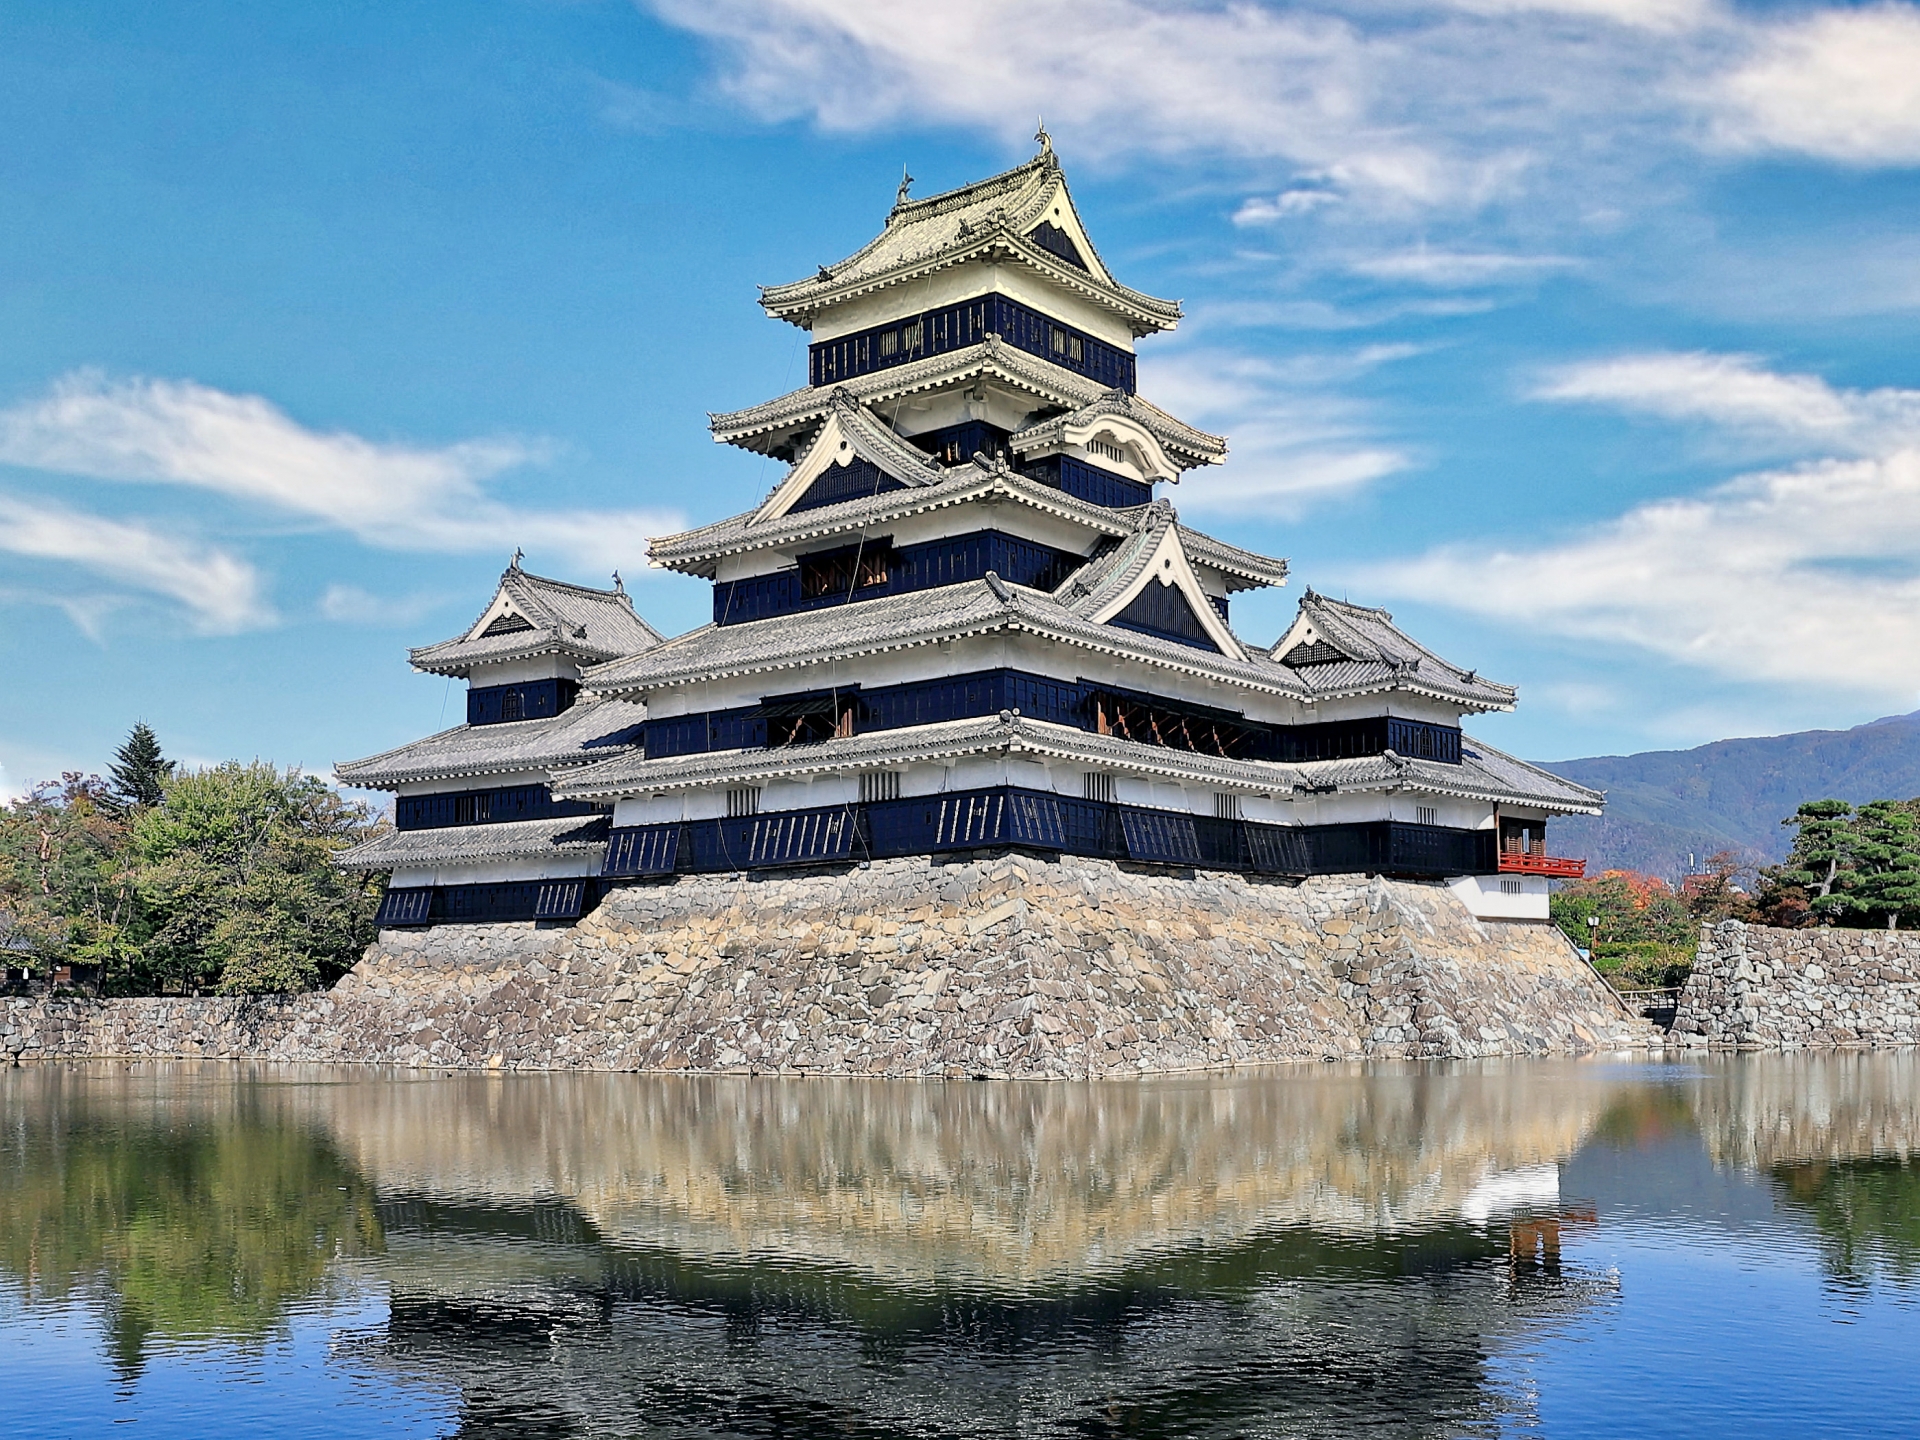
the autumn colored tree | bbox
[0,773,143,987]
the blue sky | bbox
[5,0,1920,795]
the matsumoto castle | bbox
[337,143,1600,926]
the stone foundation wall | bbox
[1673,920,1920,1049]
[2,856,1648,1075]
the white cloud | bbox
[0,494,270,633]
[1534,352,1920,451]
[1144,347,1414,513]
[318,584,447,628]
[1712,5,1920,163]
[0,372,680,576]
[1234,187,1343,225]
[1441,0,1713,32]
[1349,248,1578,287]
[1369,355,1920,702]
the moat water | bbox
[2,1057,1917,1439]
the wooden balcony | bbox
[1497,851,1586,879]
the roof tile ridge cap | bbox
[838,399,947,483]
[890,157,1048,225]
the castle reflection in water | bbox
[3,1056,1916,1438]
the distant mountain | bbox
[1537,711,1920,880]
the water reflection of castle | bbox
[4,1058,1916,1438]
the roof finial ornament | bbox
[612,570,624,596]
[1035,117,1052,155]
[895,166,914,206]
[510,547,523,570]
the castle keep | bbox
[335,143,1600,929]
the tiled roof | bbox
[582,576,1313,701]
[1277,592,1516,710]
[334,815,610,872]
[333,699,648,790]
[410,567,665,678]
[555,713,1300,801]
[549,711,1597,817]
[1008,389,1227,470]
[758,154,1181,334]
[708,338,1224,468]
[1294,740,1602,816]
[649,455,1135,577]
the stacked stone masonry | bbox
[2,857,1650,1075]
[1673,920,1920,1049]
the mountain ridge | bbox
[1535,711,1920,879]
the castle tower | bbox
[525,146,1601,920]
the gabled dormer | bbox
[1055,502,1247,659]
[751,391,948,524]
[1273,590,1517,711]
[411,560,666,725]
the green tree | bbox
[1777,799,1861,921]
[106,723,174,812]
[0,773,143,985]
[1850,800,1920,930]
[133,762,385,994]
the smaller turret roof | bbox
[334,698,647,790]
[1273,592,1516,710]
[410,565,664,678]
[335,815,610,872]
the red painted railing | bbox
[1498,852,1586,879]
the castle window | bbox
[1500,879,1524,895]
[501,688,523,721]
[1050,327,1084,364]
[800,542,892,600]
[727,787,761,818]
[860,771,900,803]
[481,611,534,637]
[1214,793,1241,820]
[1090,438,1126,465]
[1417,806,1438,827]
[1090,691,1259,758]
[1083,772,1115,804]
[879,329,897,357]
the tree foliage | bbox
[107,722,174,813]
[1753,797,1920,931]
[0,730,386,994]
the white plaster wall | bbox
[1447,873,1550,922]
[388,854,598,889]
[463,656,580,686]
[1304,692,1473,726]
[809,259,1137,349]
[397,771,551,799]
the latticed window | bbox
[1090,438,1126,464]
[1416,806,1438,827]
[859,771,900,803]
[1083,772,1115,803]
[1214,793,1241,820]
[1050,327,1085,363]
[501,688,523,721]
[726,787,760,818]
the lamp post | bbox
[1586,912,1601,961]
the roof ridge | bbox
[886,155,1053,226]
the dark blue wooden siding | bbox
[712,529,1085,626]
[599,789,1495,886]
[1017,454,1154,509]
[1269,716,1463,765]
[396,784,602,831]
[787,457,906,514]
[378,879,611,926]
[644,668,1465,768]
[467,678,578,726]
[1108,581,1220,652]
[808,293,1135,393]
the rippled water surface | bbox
[3,1057,1918,1438]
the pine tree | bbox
[1850,801,1920,931]
[108,724,173,812]
[1779,799,1861,920]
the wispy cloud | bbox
[0,494,270,633]
[1368,355,1920,701]
[0,372,680,576]
[1144,346,1415,514]
[1533,352,1920,451]
[318,583,448,628]
[1348,248,1579,288]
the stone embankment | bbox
[2,855,1648,1075]
[1672,920,1920,1049]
